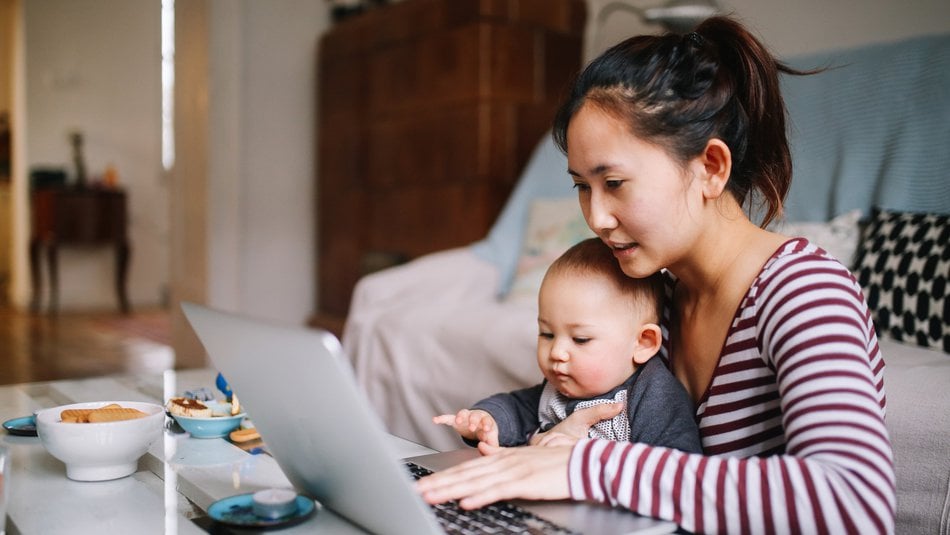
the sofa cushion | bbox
[855,207,950,353]
[880,337,950,534]
[506,198,594,302]
[470,133,573,297]
[775,209,863,268]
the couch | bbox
[343,34,950,534]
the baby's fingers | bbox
[432,414,458,426]
[476,422,499,447]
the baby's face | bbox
[536,270,643,399]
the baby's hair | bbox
[545,238,664,323]
[553,16,815,227]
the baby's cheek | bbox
[575,364,614,393]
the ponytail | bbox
[553,16,815,227]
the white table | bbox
[0,369,435,534]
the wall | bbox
[170,0,325,361]
[208,0,322,322]
[22,0,166,311]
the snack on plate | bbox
[166,397,213,418]
[61,403,147,423]
[231,394,241,416]
[229,427,260,443]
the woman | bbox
[416,16,895,534]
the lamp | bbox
[586,0,719,60]
[597,0,720,34]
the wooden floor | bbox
[0,307,207,386]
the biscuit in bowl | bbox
[61,404,147,423]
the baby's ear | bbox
[632,323,662,365]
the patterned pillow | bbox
[854,207,949,353]
[505,198,594,302]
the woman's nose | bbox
[585,191,616,233]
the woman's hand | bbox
[433,409,499,446]
[529,402,623,447]
[416,442,573,509]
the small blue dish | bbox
[170,400,245,439]
[207,492,316,529]
[3,415,37,437]
[172,412,245,439]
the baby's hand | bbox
[433,409,499,446]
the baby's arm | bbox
[433,409,499,446]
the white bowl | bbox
[36,401,165,481]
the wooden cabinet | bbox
[315,0,586,330]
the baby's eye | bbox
[572,337,591,345]
[538,332,554,340]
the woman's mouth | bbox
[609,241,639,257]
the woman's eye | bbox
[605,180,623,190]
[572,183,590,193]
[572,337,591,345]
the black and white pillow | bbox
[854,207,949,353]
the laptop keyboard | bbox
[405,461,579,535]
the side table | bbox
[29,186,131,313]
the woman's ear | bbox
[632,323,662,365]
[697,138,732,200]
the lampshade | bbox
[597,0,720,34]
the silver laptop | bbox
[181,302,676,535]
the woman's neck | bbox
[668,206,776,306]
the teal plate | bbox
[207,493,316,529]
[3,415,37,437]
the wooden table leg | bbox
[116,239,131,314]
[29,238,43,312]
[47,241,59,314]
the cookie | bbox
[166,397,212,418]
[86,407,148,423]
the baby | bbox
[435,238,700,452]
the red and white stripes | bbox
[568,239,895,534]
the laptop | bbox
[181,302,676,535]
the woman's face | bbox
[566,102,706,278]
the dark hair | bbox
[546,238,664,323]
[553,16,812,227]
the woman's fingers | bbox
[534,432,577,448]
[416,445,573,509]
[528,402,624,446]
[566,401,623,427]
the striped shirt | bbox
[567,238,895,534]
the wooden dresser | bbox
[315,0,586,333]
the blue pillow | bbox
[470,133,575,297]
